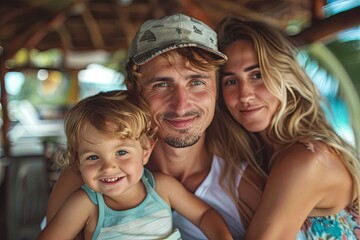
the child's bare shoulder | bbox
[152,171,179,185]
[68,188,95,207]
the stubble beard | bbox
[164,129,202,148]
[159,110,203,148]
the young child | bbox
[38,90,232,240]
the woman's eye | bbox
[251,72,262,80]
[116,150,128,156]
[87,155,99,161]
[223,79,237,86]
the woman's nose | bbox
[239,83,254,103]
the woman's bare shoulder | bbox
[275,140,352,199]
[279,140,336,167]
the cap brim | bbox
[131,42,227,65]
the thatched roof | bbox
[1,0,358,60]
[1,0,359,156]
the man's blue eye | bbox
[116,150,128,156]
[192,80,204,86]
[154,82,169,88]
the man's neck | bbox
[147,135,213,192]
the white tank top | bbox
[172,155,247,239]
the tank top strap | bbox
[93,191,106,240]
[81,184,98,205]
[141,168,170,211]
[142,167,155,188]
[81,184,105,240]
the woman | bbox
[213,15,360,239]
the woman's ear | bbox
[142,138,158,165]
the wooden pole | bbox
[0,53,10,157]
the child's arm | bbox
[38,189,93,240]
[154,172,233,240]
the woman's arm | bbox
[154,172,233,240]
[46,167,84,222]
[244,143,351,239]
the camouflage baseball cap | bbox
[127,13,227,65]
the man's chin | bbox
[164,136,201,148]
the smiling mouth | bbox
[166,118,196,128]
[100,177,123,183]
[240,107,263,115]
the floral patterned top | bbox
[296,200,360,240]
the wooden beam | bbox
[176,0,214,27]
[81,3,105,48]
[112,1,138,47]
[148,0,166,19]
[5,0,88,59]
[312,0,327,21]
[56,25,74,50]
[0,0,55,24]
[198,0,285,29]
[289,6,360,47]
[25,13,69,49]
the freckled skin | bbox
[78,125,150,207]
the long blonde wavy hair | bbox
[209,15,360,224]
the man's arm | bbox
[237,164,266,228]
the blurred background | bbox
[0,0,359,239]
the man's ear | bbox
[142,138,157,165]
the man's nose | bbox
[171,86,190,114]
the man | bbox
[46,13,246,239]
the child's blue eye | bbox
[116,150,128,156]
[87,155,99,161]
